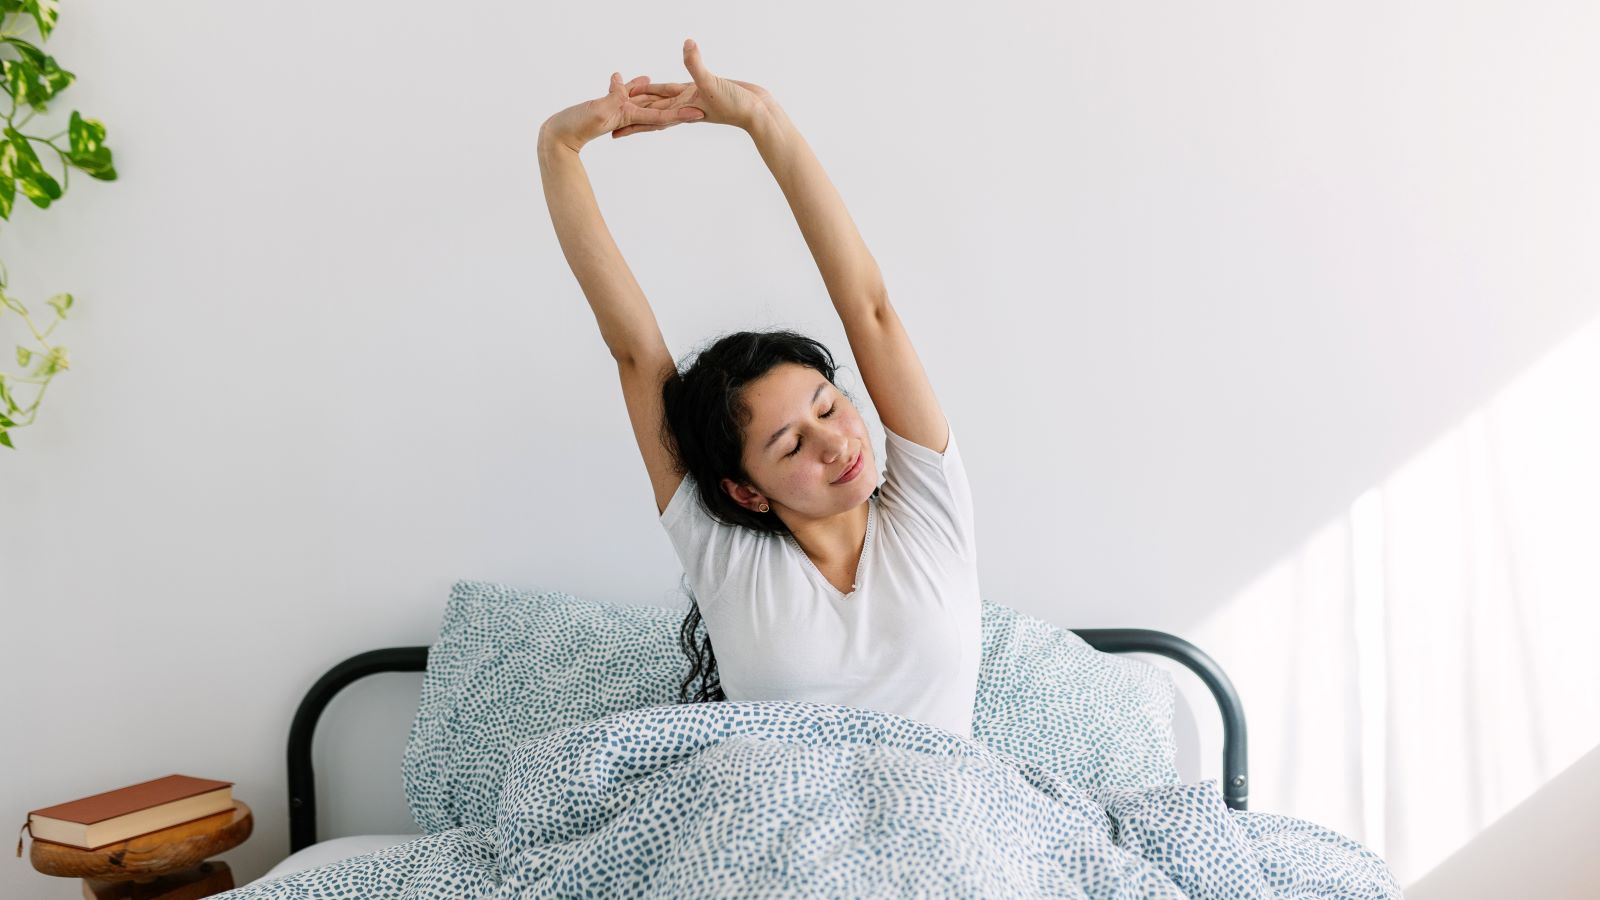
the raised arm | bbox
[623,42,895,335]
[746,102,949,454]
[538,77,706,514]
[586,41,949,456]
[746,105,887,328]
[536,122,670,366]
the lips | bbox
[833,450,863,485]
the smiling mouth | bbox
[833,451,863,484]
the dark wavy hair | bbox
[662,329,881,704]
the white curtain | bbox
[1190,317,1600,887]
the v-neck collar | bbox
[785,496,876,600]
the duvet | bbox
[218,701,1400,899]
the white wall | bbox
[4,1,1597,894]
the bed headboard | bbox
[285,631,1247,852]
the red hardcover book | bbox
[22,774,234,851]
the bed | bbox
[225,580,1401,897]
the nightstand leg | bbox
[82,861,234,900]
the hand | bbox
[611,38,778,139]
[540,70,707,153]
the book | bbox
[21,774,234,852]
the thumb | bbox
[682,38,711,86]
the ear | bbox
[720,477,766,512]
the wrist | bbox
[743,101,789,142]
[538,121,586,158]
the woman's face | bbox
[722,362,876,520]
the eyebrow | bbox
[763,382,830,453]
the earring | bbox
[758,502,769,513]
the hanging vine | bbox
[0,0,117,449]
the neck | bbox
[785,497,870,566]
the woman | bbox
[538,39,980,739]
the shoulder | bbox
[878,420,974,560]
[884,419,959,465]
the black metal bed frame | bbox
[286,630,1247,852]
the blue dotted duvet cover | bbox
[219,699,1400,898]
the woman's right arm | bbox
[538,122,684,515]
[537,122,670,367]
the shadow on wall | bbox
[1404,743,1600,898]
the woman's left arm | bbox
[747,103,888,327]
[748,104,949,454]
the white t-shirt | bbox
[659,419,981,739]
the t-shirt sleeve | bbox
[658,472,752,609]
[879,417,976,561]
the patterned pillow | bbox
[402,580,1180,833]
[401,582,687,834]
[971,604,1181,795]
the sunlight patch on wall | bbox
[1191,316,1600,887]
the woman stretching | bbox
[538,39,980,740]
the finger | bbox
[630,104,704,125]
[609,72,648,100]
[614,122,670,139]
[630,82,687,97]
[683,38,711,86]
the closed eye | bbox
[786,405,836,458]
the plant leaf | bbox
[66,112,116,180]
[2,57,60,109]
[0,40,73,108]
[67,110,104,154]
[0,159,13,221]
[1,36,47,67]
[45,292,71,317]
[66,146,114,180]
[22,0,57,40]
[15,345,31,366]
[0,429,14,449]
[71,147,114,180]
[0,57,36,106]
[5,127,60,207]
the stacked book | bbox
[19,774,234,853]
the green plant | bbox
[0,0,116,449]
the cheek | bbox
[766,461,806,493]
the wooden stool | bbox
[29,800,253,900]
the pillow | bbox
[402,582,687,833]
[970,603,1181,795]
[402,579,1180,833]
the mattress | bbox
[245,833,425,886]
